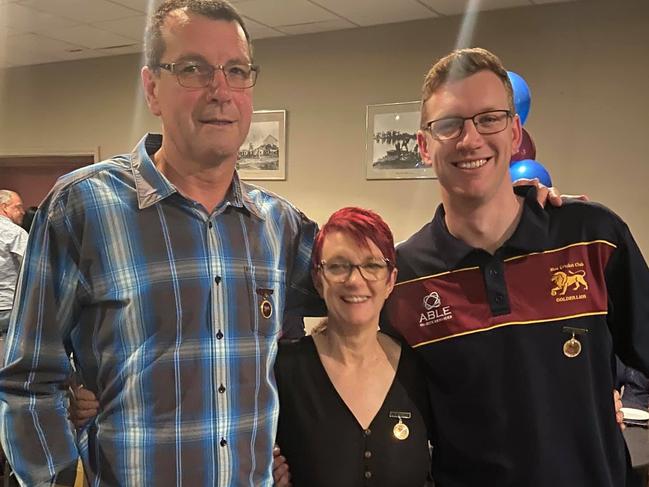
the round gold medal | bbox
[563,337,581,358]
[393,419,409,440]
[260,299,273,319]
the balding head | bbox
[0,190,25,225]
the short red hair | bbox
[312,207,395,269]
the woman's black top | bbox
[275,335,432,487]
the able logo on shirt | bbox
[419,291,453,327]
[550,261,589,303]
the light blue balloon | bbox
[509,159,552,187]
[507,71,531,125]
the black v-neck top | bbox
[275,335,432,487]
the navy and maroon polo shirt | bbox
[386,187,649,487]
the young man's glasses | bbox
[157,61,259,90]
[318,260,391,283]
[424,110,512,141]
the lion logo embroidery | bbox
[550,270,589,296]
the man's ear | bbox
[511,113,522,155]
[417,130,433,167]
[141,66,162,117]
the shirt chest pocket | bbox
[243,265,286,337]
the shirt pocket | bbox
[245,265,285,337]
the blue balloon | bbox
[507,71,531,125]
[509,159,552,187]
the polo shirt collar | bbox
[431,185,551,269]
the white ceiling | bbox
[0,0,577,68]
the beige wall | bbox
[1,0,648,255]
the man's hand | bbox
[68,384,100,429]
[614,389,625,431]
[272,444,292,487]
[512,178,588,208]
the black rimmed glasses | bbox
[157,60,259,89]
[318,259,392,283]
[424,110,513,141]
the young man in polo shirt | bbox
[386,47,649,486]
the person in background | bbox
[617,356,649,412]
[0,190,27,487]
[0,190,27,336]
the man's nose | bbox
[457,119,484,150]
[207,68,233,101]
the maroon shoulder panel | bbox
[387,241,615,347]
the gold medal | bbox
[563,334,581,358]
[260,299,273,319]
[389,411,411,440]
[561,327,588,359]
[256,288,274,319]
[393,418,409,440]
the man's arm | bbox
[619,365,649,411]
[283,211,325,334]
[9,225,28,265]
[605,219,649,376]
[0,197,84,485]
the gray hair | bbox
[0,190,17,205]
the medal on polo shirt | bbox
[257,288,274,319]
[389,411,411,440]
[562,326,588,358]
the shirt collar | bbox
[131,133,176,209]
[431,185,551,268]
[130,133,263,220]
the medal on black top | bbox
[562,326,588,358]
[389,411,411,440]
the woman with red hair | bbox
[274,207,432,486]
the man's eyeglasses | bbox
[424,110,512,141]
[317,259,392,283]
[157,61,259,90]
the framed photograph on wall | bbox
[237,110,286,180]
[365,102,435,180]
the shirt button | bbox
[218,384,226,393]
[216,330,224,339]
[495,294,504,304]
[220,438,227,447]
[363,428,371,436]
[364,471,372,479]
[364,450,372,459]
[489,268,498,277]
[214,276,221,284]
[208,221,213,229]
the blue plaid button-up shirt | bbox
[0,134,320,486]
